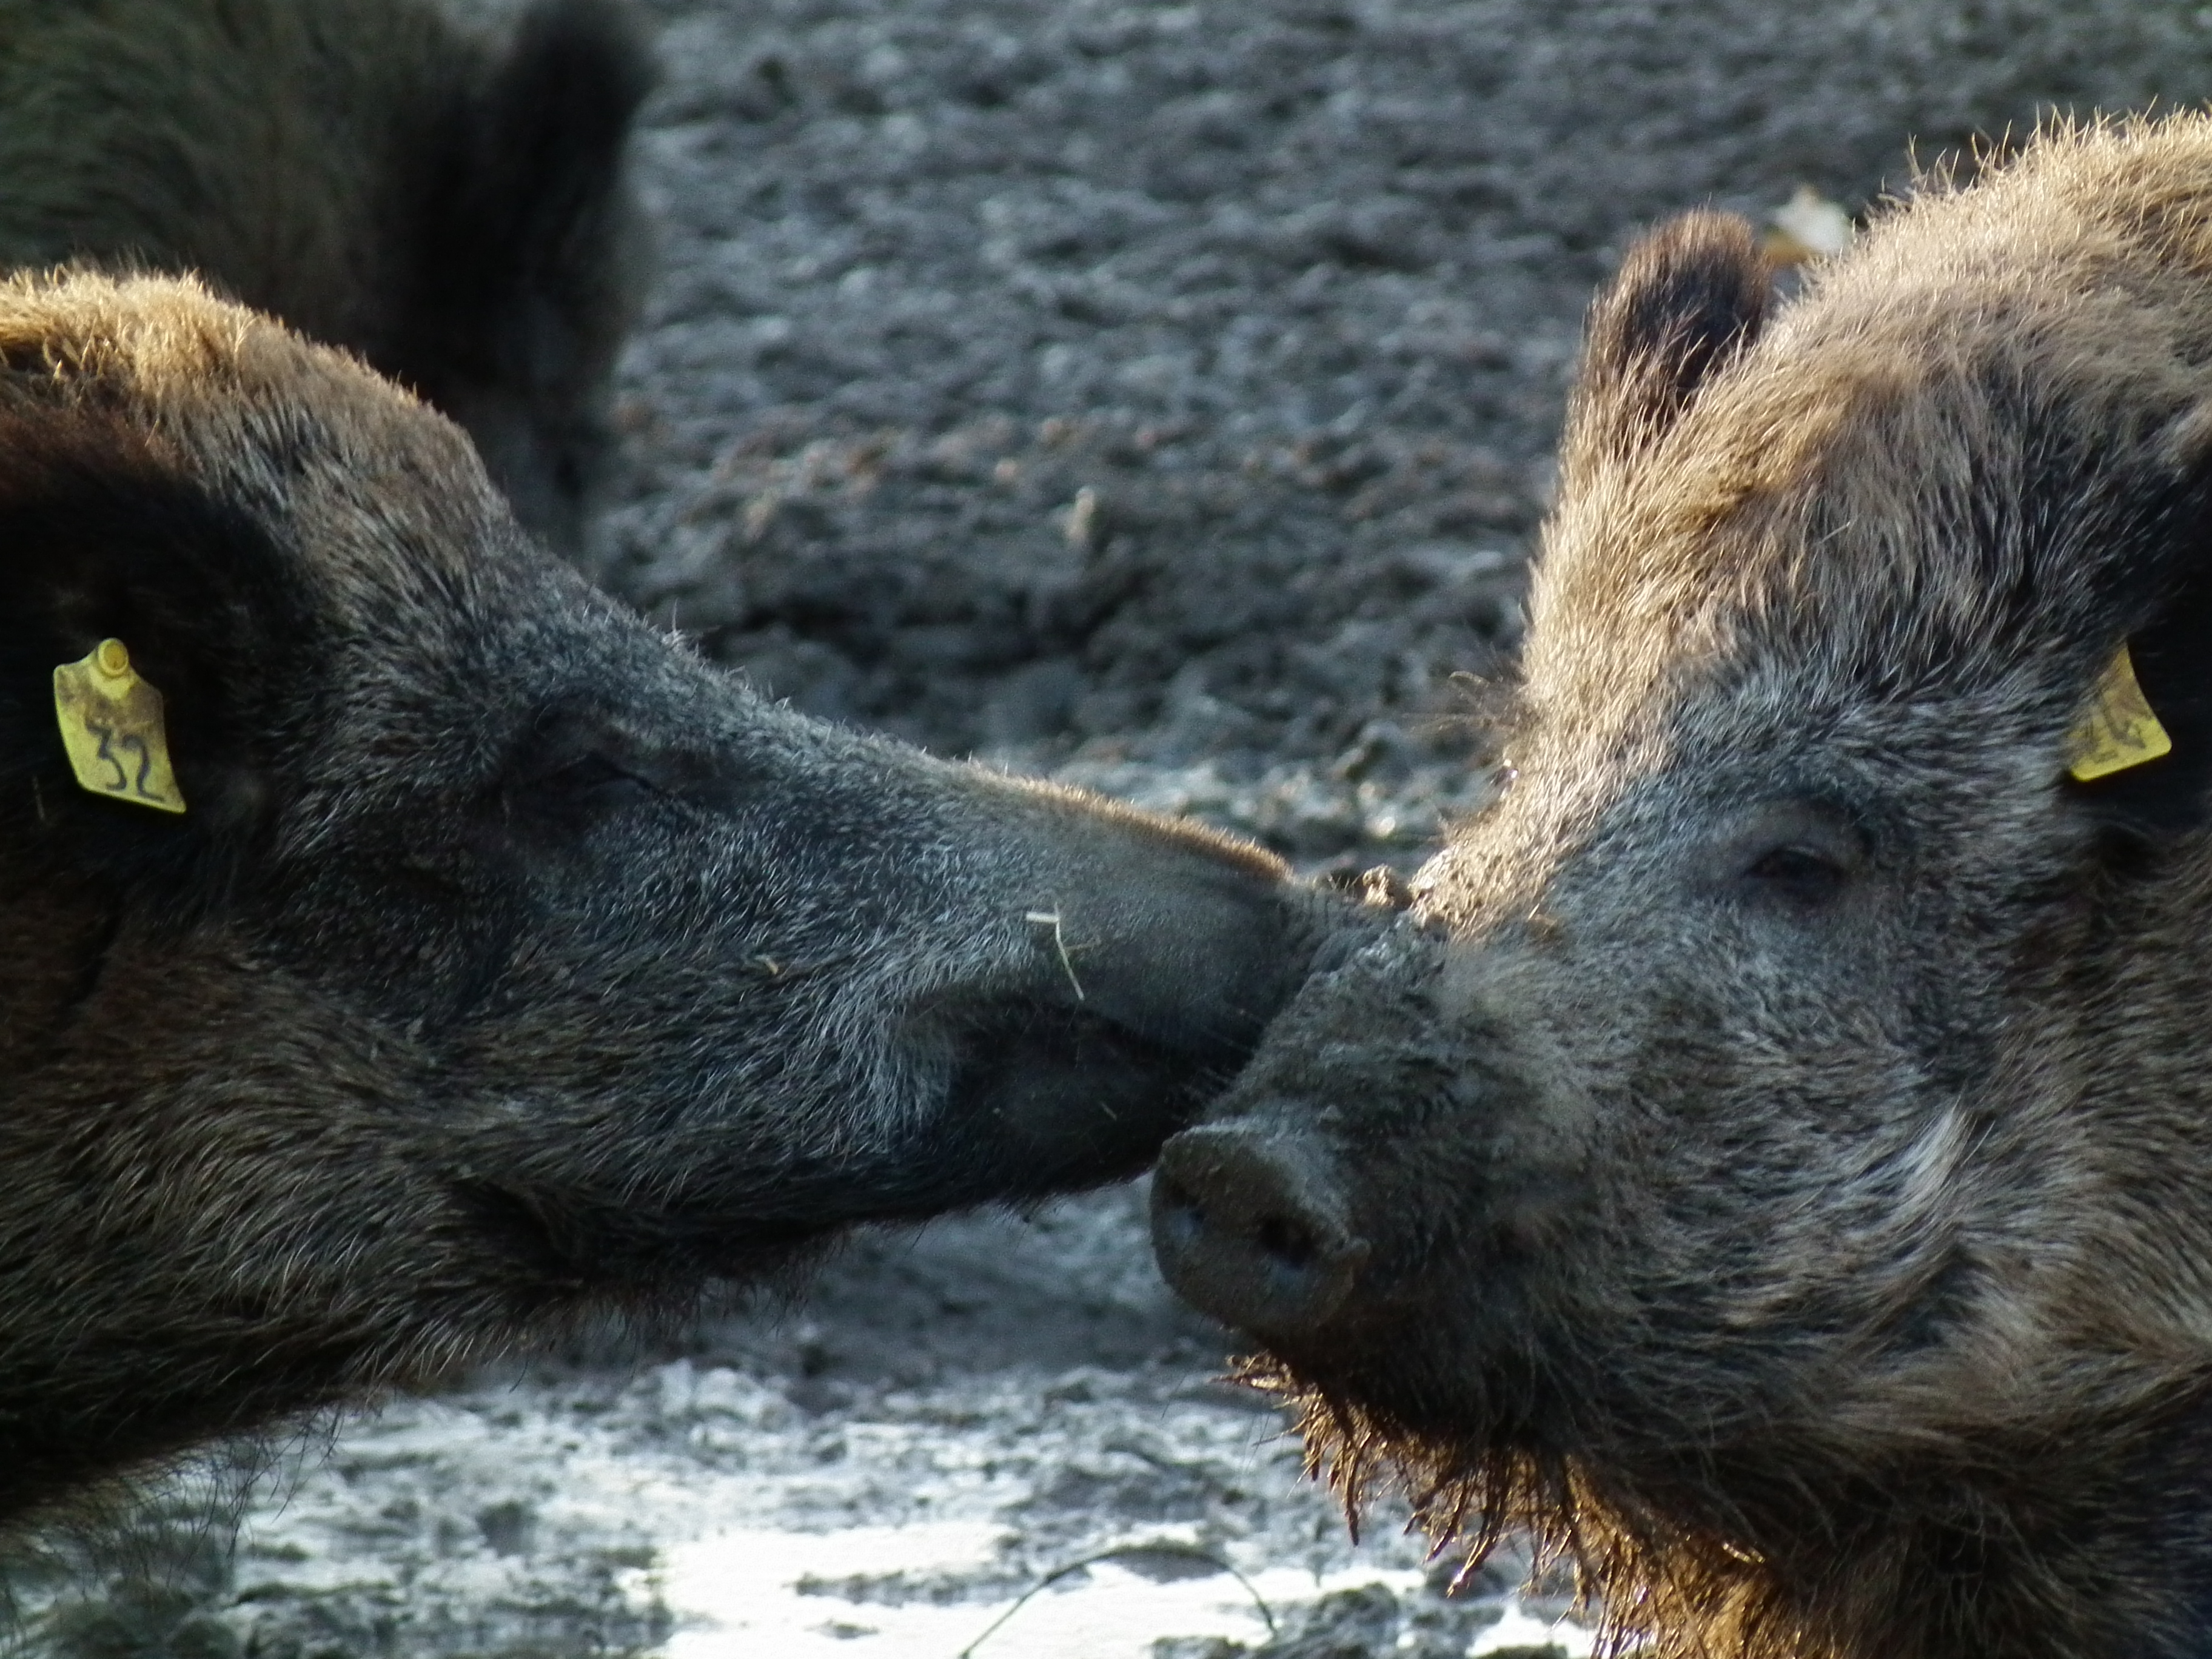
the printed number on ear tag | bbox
[2066,642,2173,783]
[53,639,186,814]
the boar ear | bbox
[0,411,309,900]
[451,0,655,367]
[2064,546,2212,839]
[394,0,655,526]
[1562,211,1771,472]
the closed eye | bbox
[504,704,741,830]
[1740,843,1849,907]
[534,751,657,808]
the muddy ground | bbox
[16,0,2212,1654]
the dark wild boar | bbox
[0,0,652,554]
[1154,116,2212,1659]
[0,269,1329,1525]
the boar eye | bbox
[506,705,672,823]
[508,742,662,830]
[1710,799,1865,911]
[1740,844,1850,907]
[537,751,655,809]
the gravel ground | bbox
[600,0,2212,862]
[18,0,2212,1654]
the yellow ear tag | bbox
[2065,641,2173,783]
[52,639,187,814]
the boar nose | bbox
[1000,806,1327,1067]
[1151,1123,1368,1336]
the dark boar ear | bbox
[1562,211,1771,473]
[2054,397,2212,840]
[2063,538,2212,840]
[450,0,654,370]
[0,412,309,904]
[395,0,655,534]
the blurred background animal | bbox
[0,0,654,556]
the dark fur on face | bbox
[1158,116,2212,1659]
[0,0,654,554]
[0,271,1343,1526]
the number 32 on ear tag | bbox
[53,639,187,814]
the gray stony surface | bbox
[602,0,2212,863]
[16,0,2212,1654]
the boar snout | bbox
[1028,848,1310,1065]
[910,789,1373,1198]
[935,865,1328,1196]
[1151,1122,1370,1336]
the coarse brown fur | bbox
[0,269,1343,1528]
[0,0,653,554]
[1156,115,2212,1659]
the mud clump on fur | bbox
[0,269,1342,1529]
[1155,115,2212,1659]
[0,0,655,554]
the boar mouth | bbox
[934,997,1237,1196]
[454,999,1233,1289]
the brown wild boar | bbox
[1153,116,2212,1659]
[0,268,1336,1525]
[0,0,652,554]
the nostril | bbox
[1150,1122,1368,1336]
[1255,1212,1318,1271]
[1154,1175,1207,1245]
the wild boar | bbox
[0,268,1331,1526]
[0,0,652,554]
[1153,116,2212,1659]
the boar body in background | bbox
[1155,118,2212,1659]
[0,0,651,554]
[0,270,1329,1527]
